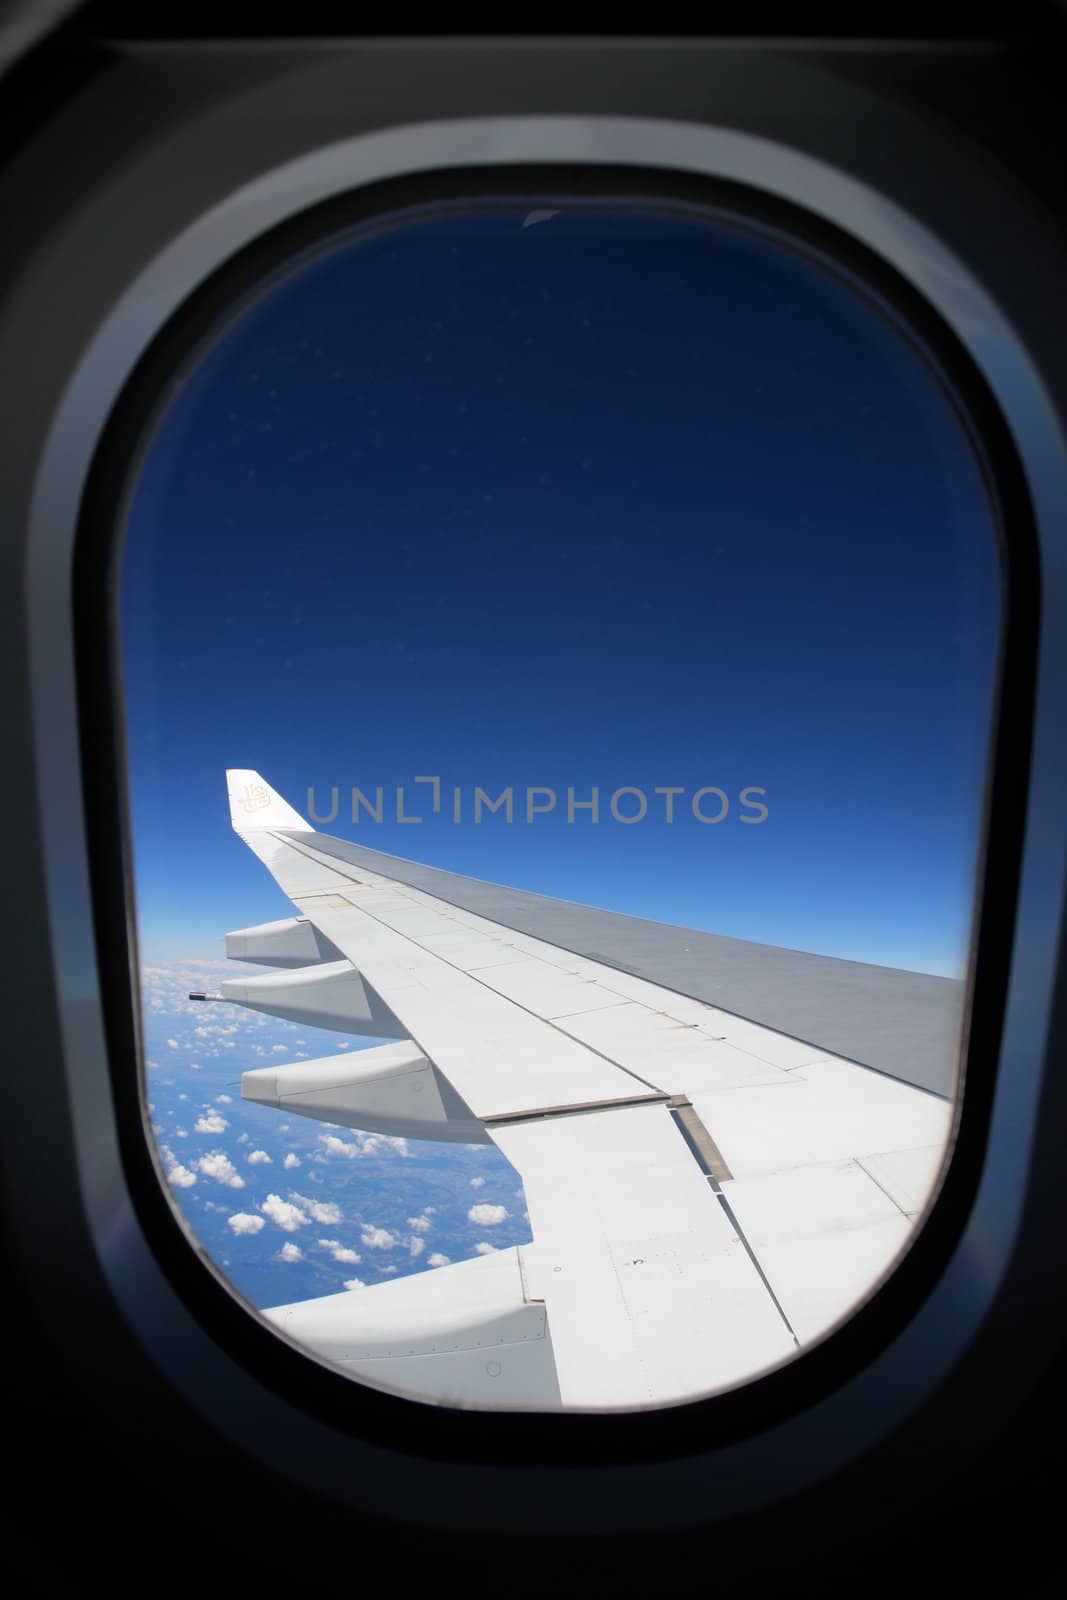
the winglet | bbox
[226,769,314,833]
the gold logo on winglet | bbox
[238,783,271,813]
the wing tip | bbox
[226,769,314,833]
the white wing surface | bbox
[193,770,952,1409]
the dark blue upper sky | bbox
[121,203,1001,976]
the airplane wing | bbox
[194,770,953,1410]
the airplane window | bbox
[118,197,1001,1411]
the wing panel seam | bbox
[272,829,669,1100]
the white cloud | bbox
[360,1225,396,1251]
[343,1278,366,1290]
[321,1134,359,1158]
[319,1131,410,1160]
[228,1212,265,1235]
[468,1203,508,1226]
[278,1242,303,1262]
[167,1164,197,1189]
[427,1253,450,1268]
[473,1242,497,1255]
[289,1192,341,1225]
[409,1237,425,1258]
[216,1094,233,1104]
[197,1151,245,1188]
[283,1153,301,1169]
[317,1239,361,1264]
[194,1110,228,1134]
[260,1193,309,1232]
[407,1214,432,1232]
[246,1149,272,1165]
[469,1176,485,1188]
[272,1045,288,1054]
[166,1039,179,1049]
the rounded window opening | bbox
[119,192,1002,1410]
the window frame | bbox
[3,46,1063,1535]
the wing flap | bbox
[266,1246,561,1408]
[492,1103,797,1406]
[718,1161,915,1344]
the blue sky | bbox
[121,203,1000,978]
